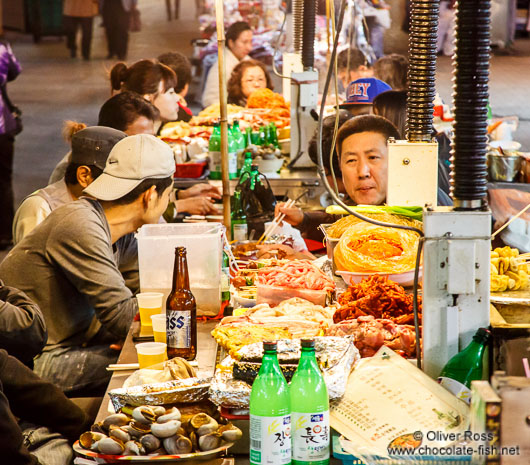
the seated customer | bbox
[0,280,46,368]
[339,77,392,116]
[14,127,127,244]
[373,53,408,91]
[337,48,373,93]
[227,59,272,107]
[276,115,452,241]
[0,134,175,396]
[0,348,89,465]
[158,51,194,122]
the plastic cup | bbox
[135,342,167,369]
[151,314,167,343]
[136,292,164,327]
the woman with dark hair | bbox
[110,59,179,122]
[158,51,194,122]
[373,90,407,138]
[227,59,272,107]
[202,21,253,107]
[373,54,408,91]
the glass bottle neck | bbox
[297,347,319,371]
[261,351,282,374]
[172,252,190,291]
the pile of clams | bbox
[79,406,242,456]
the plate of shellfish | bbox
[74,405,241,463]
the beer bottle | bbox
[166,247,197,360]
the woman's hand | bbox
[176,197,217,215]
[179,183,221,200]
[275,201,304,227]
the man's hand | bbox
[275,201,304,227]
[179,183,221,200]
[176,197,217,215]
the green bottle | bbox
[231,190,247,241]
[438,328,491,404]
[231,120,246,175]
[227,127,238,180]
[250,341,291,465]
[258,126,267,146]
[250,164,260,191]
[269,122,280,148]
[290,339,330,465]
[209,123,222,180]
[221,251,230,304]
[240,152,253,181]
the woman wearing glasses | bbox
[227,59,273,107]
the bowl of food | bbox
[487,152,522,182]
[256,156,284,174]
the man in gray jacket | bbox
[0,134,175,396]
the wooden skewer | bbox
[492,203,530,238]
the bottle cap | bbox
[301,339,315,348]
[263,341,277,351]
[175,246,186,255]
[473,327,491,344]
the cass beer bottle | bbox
[166,247,197,360]
[250,341,291,465]
[290,339,330,464]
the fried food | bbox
[490,246,529,292]
[198,103,245,118]
[334,275,420,325]
[334,222,420,274]
[247,88,289,111]
[158,121,191,139]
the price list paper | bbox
[330,348,470,459]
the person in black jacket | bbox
[0,349,89,465]
[0,280,46,368]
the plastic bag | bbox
[334,222,420,273]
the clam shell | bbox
[102,413,129,430]
[98,437,125,455]
[79,431,107,451]
[132,406,157,424]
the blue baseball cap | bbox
[340,78,392,107]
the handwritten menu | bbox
[330,347,470,458]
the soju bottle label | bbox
[250,414,291,464]
[210,151,221,173]
[167,311,191,348]
[292,411,330,461]
[438,377,471,404]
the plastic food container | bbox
[174,161,207,178]
[137,223,223,316]
[256,283,327,306]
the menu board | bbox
[330,347,470,459]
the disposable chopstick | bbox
[492,203,530,238]
[257,199,295,244]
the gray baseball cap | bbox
[83,134,175,201]
[71,126,127,169]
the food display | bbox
[326,315,417,358]
[247,88,289,111]
[209,337,360,408]
[334,222,420,274]
[490,246,529,292]
[77,405,242,457]
[333,275,420,325]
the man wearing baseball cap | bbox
[0,134,175,396]
[13,126,127,243]
[339,77,392,116]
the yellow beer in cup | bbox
[151,314,166,343]
[135,342,167,369]
[136,292,164,327]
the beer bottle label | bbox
[292,411,330,461]
[249,414,291,465]
[166,311,191,348]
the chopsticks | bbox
[492,203,530,238]
[257,198,295,245]
[107,363,139,371]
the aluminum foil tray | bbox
[209,337,359,408]
[109,377,211,411]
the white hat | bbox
[84,134,175,201]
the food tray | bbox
[336,269,421,287]
[490,289,530,305]
[108,377,211,411]
[73,440,233,463]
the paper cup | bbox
[135,342,167,369]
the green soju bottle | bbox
[209,123,222,180]
[258,126,267,146]
[438,328,491,404]
[231,190,247,241]
[250,341,291,465]
[240,152,253,181]
[221,251,230,305]
[250,164,260,191]
[231,120,246,175]
[269,122,280,148]
[290,339,330,465]
[227,127,238,180]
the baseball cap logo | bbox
[351,82,371,98]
